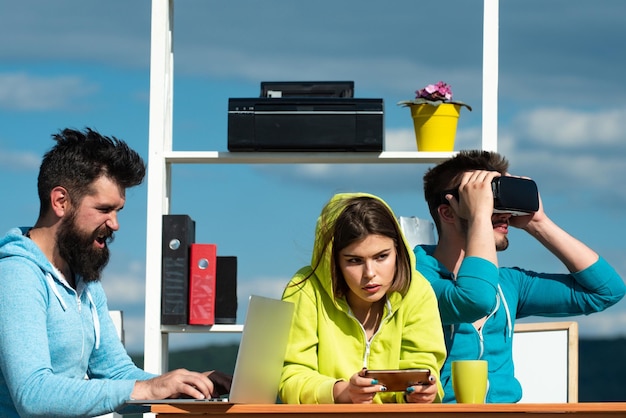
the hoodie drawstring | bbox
[497,284,513,339]
[450,286,512,358]
[85,289,101,349]
[45,273,68,311]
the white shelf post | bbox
[482,0,499,152]
[144,0,174,375]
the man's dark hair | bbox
[423,150,509,233]
[37,128,146,216]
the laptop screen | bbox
[229,295,294,403]
[126,295,294,406]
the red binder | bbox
[188,243,217,325]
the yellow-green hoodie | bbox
[279,193,446,404]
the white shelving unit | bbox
[143,0,500,374]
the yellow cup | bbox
[451,360,488,404]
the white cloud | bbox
[501,145,626,206]
[0,148,40,171]
[0,1,150,68]
[237,276,288,301]
[517,308,626,340]
[99,262,147,353]
[575,309,626,338]
[0,73,98,111]
[101,261,146,305]
[454,126,483,150]
[515,107,626,148]
[384,128,417,151]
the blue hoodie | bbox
[0,227,154,417]
[414,244,626,403]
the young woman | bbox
[279,193,446,404]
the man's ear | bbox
[437,204,455,224]
[50,186,69,217]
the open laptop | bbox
[127,295,294,405]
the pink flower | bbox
[416,81,453,101]
[398,80,472,111]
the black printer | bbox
[227,81,384,152]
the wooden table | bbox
[149,402,626,417]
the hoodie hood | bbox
[0,228,55,275]
[310,192,418,313]
[414,244,453,278]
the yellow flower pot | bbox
[410,103,461,151]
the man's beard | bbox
[495,235,509,252]
[57,211,114,283]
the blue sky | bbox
[1,0,626,354]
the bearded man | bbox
[0,128,229,417]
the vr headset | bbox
[441,176,539,216]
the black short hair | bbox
[423,150,509,233]
[37,127,146,215]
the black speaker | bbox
[161,214,196,325]
[215,256,238,324]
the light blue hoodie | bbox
[0,227,154,417]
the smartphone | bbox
[363,369,432,392]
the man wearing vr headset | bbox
[414,150,625,403]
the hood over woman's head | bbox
[311,192,413,299]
